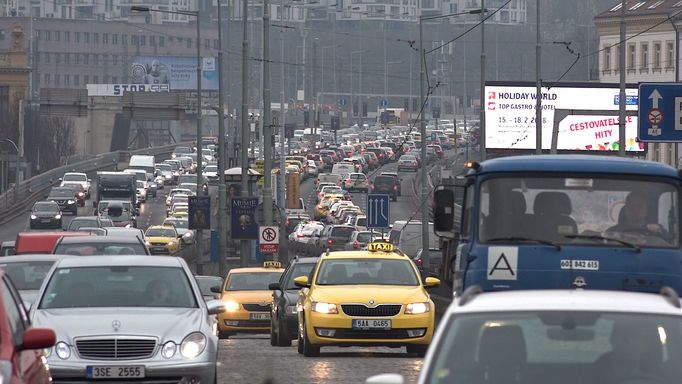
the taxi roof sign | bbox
[367,242,394,252]
[263,261,282,269]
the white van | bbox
[331,162,355,177]
[128,155,156,181]
[388,220,438,257]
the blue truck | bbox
[431,154,682,308]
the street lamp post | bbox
[419,8,483,266]
[131,6,205,260]
[240,0,250,267]
[350,50,364,119]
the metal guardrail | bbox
[0,142,189,225]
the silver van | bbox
[388,220,438,257]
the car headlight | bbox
[224,300,240,312]
[43,347,52,358]
[30,214,37,220]
[77,192,84,197]
[180,332,206,359]
[286,305,298,315]
[161,341,177,359]
[67,200,75,204]
[168,240,177,246]
[311,301,338,314]
[165,174,172,179]
[55,341,71,359]
[174,172,180,176]
[125,224,131,228]
[405,302,430,314]
[54,214,62,219]
[182,232,192,239]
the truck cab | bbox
[432,155,682,314]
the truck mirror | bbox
[433,186,458,239]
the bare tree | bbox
[22,106,76,174]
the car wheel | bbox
[406,345,428,357]
[270,319,278,346]
[301,319,320,357]
[276,318,292,347]
[218,331,231,339]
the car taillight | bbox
[353,240,360,249]
[415,257,423,266]
[297,234,305,238]
[286,219,291,226]
[371,184,375,190]
[327,239,334,244]
[346,180,351,185]
[393,185,398,191]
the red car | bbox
[0,269,56,383]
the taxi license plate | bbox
[352,319,392,330]
[250,312,270,320]
[86,366,145,379]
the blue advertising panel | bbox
[131,56,219,91]
[188,196,211,230]
[231,197,259,239]
[638,83,682,142]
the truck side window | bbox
[461,184,474,240]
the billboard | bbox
[188,196,211,230]
[131,56,219,91]
[485,83,644,152]
[231,197,259,239]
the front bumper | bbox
[304,311,433,347]
[48,359,216,384]
[31,218,62,228]
[218,310,271,333]
[148,244,180,255]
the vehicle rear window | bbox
[225,272,282,291]
[331,227,355,238]
[49,189,74,198]
[356,217,367,227]
[53,242,148,256]
[374,176,394,184]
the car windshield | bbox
[426,311,682,384]
[331,227,355,238]
[156,164,172,172]
[33,203,58,212]
[478,177,679,248]
[356,232,375,243]
[285,263,316,290]
[374,176,394,184]
[69,219,98,230]
[53,242,147,256]
[225,272,282,291]
[356,217,367,227]
[146,228,177,237]
[205,165,217,172]
[48,189,73,198]
[322,186,342,194]
[0,261,55,290]
[63,174,86,182]
[165,219,188,229]
[316,258,419,285]
[39,266,197,309]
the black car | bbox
[47,187,79,215]
[29,201,63,229]
[371,175,400,201]
[269,256,319,346]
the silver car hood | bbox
[32,307,205,343]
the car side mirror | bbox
[293,276,310,288]
[210,285,222,293]
[58,178,63,182]
[424,276,441,288]
[21,328,56,350]
[206,299,226,315]
[269,282,282,291]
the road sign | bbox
[331,116,340,131]
[367,194,390,228]
[231,197,259,239]
[188,196,211,230]
[638,83,682,142]
[259,226,279,254]
[380,99,388,107]
[338,97,347,106]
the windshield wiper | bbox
[486,237,560,250]
[564,234,641,253]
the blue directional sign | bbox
[367,194,390,229]
[338,97,347,106]
[638,83,682,142]
[380,99,389,108]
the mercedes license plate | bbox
[86,366,145,379]
[250,312,270,320]
[352,319,392,330]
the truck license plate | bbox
[352,319,392,330]
[86,366,145,379]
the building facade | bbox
[595,0,682,165]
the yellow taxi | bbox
[294,242,439,357]
[314,194,344,221]
[217,261,285,338]
[144,225,181,255]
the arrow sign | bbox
[649,89,662,109]
[367,194,390,228]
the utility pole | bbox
[240,0,250,267]
[535,0,542,154]
[312,39,317,147]
[479,0,486,161]
[419,17,429,257]
[195,10,204,263]
[279,0,287,259]
[217,0,227,275]
[262,0,274,260]
[618,0,626,157]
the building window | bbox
[112,34,118,44]
[64,53,70,64]
[603,44,611,70]
[45,52,51,63]
[103,33,109,44]
[204,38,210,49]
[113,55,118,65]
[640,43,649,69]
[0,86,8,118]
[44,74,50,85]
[55,31,60,41]
[84,32,90,43]
[55,53,61,64]
[132,35,139,45]
[615,45,621,70]
[45,30,51,41]
[628,43,636,69]
[140,35,146,46]
[84,54,89,65]
[64,74,70,86]
[54,74,60,86]
[64,31,70,42]
[213,39,219,50]
[159,36,165,47]
[122,35,128,45]
[75,31,80,43]
[74,74,80,85]
[150,36,156,46]
[667,41,675,68]
[75,54,80,64]
[654,42,661,68]
[187,38,192,49]
[84,75,89,85]
[94,33,99,44]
